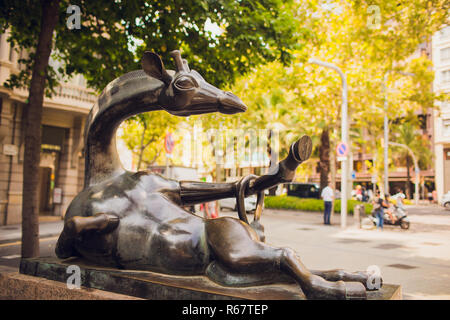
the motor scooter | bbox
[384,205,410,229]
[365,205,410,230]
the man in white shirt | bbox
[393,188,406,210]
[321,182,334,225]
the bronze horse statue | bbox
[55,50,380,299]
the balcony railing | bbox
[54,84,97,103]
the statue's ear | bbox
[141,51,172,84]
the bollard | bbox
[354,204,364,228]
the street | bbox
[0,204,449,300]
[259,205,450,300]
[0,235,58,269]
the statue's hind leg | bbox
[55,213,119,259]
[205,218,366,300]
[311,269,382,291]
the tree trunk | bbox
[267,130,277,196]
[405,156,411,199]
[318,128,330,190]
[137,123,147,171]
[21,0,60,258]
[329,138,336,221]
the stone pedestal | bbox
[0,270,141,300]
[17,257,402,300]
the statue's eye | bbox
[175,77,195,90]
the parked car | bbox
[441,192,450,210]
[285,183,321,199]
[219,195,257,213]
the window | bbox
[353,160,363,173]
[442,70,450,83]
[442,47,450,62]
[442,102,450,112]
[41,125,66,151]
[418,114,427,130]
[443,119,450,137]
[445,148,450,160]
[440,26,450,40]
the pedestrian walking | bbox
[362,187,368,202]
[427,190,433,203]
[432,190,437,204]
[355,185,363,202]
[367,189,374,202]
[372,191,388,230]
[321,182,334,225]
[394,188,406,210]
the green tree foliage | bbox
[264,196,373,215]
[1,0,307,93]
[119,112,179,170]
[392,120,432,170]
[228,0,448,190]
[352,0,450,68]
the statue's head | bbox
[142,50,246,116]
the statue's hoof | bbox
[292,135,313,162]
[65,213,120,236]
[344,281,367,300]
[102,214,120,233]
[358,271,383,291]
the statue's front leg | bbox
[179,181,237,205]
[179,136,313,206]
[311,269,383,291]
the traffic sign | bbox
[3,144,18,156]
[336,142,349,157]
[164,133,174,154]
[53,187,62,204]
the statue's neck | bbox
[84,71,164,187]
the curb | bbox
[0,233,61,246]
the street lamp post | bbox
[383,70,415,196]
[308,58,349,228]
[383,73,389,195]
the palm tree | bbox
[391,121,432,199]
[318,127,330,190]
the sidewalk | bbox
[257,208,450,299]
[0,219,64,244]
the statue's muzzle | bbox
[218,91,247,114]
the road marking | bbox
[0,236,58,248]
[0,254,21,259]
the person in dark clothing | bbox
[372,191,388,230]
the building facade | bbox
[432,25,450,202]
[0,30,96,225]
